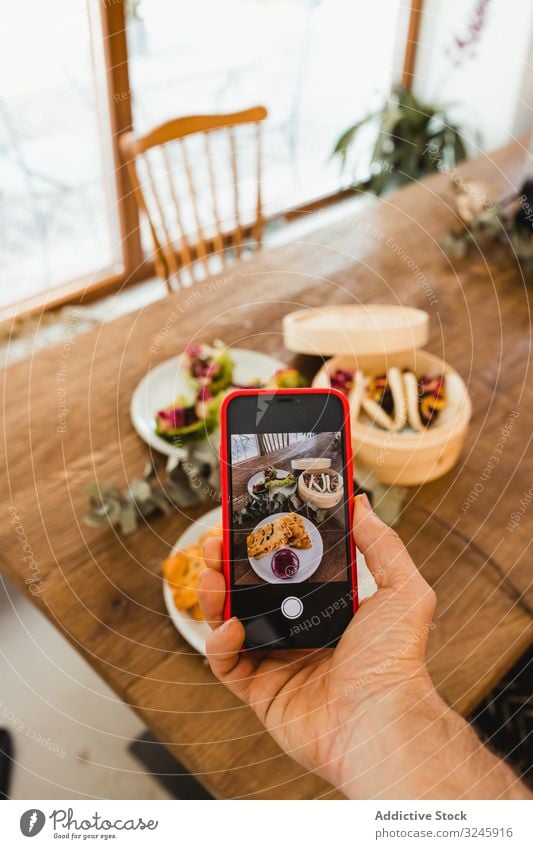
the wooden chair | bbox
[258,433,291,454]
[120,106,268,291]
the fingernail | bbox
[219,616,235,633]
[355,493,371,513]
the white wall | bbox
[413,0,533,153]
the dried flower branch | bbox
[441,178,533,265]
[232,489,327,529]
[446,0,492,70]
[84,442,220,535]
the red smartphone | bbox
[220,388,358,649]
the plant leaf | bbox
[331,114,377,170]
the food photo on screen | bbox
[229,431,349,586]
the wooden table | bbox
[1,139,532,800]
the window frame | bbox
[0,0,423,322]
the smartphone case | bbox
[219,387,358,627]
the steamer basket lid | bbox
[282,304,429,357]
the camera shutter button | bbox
[281,596,303,620]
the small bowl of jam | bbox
[271,549,299,580]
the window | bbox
[1,0,413,315]
[126,0,403,214]
[0,1,118,310]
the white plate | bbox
[163,508,377,656]
[247,512,324,584]
[131,348,286,456]
[247,469,297,499]
[163,507,222,656]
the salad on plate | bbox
[155,340,306,444]
[250,466,296,496]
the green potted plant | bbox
[332,84,468,195]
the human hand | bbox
[199,493,442,798]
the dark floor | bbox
[470,646,532,789]
[0,730,12,800]
[1,649,530,799]
[130,732,213,800]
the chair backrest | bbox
[120,106,268,291]
[257,433,290,454]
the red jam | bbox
[272,549,299,579]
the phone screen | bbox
[223,390,357,649]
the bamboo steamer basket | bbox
[283,305,472,486]
[298,467,344,509]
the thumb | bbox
[353,493,428,594]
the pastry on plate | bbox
[247,516,291,559]
[163,523,222,620]
[285,513,312,549]
[247,513,312,559]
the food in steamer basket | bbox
[302,470,341,494]
[329,366,446,432]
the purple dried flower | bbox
[447,0,492,69]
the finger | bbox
[202,537,223,573]
[206,618,255,701]
[198,567,226,629]
[353,493,425,592]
